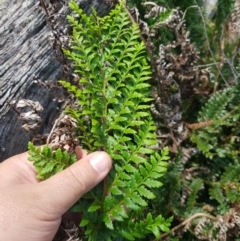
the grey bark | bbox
[0,0,112,162]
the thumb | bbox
[38,151,112,216]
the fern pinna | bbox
[28,1,171,240]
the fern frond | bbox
[190,86,239,159]
[208,161,240,212]
[29,1,170,240]
[120,213,173,240]
[209,184,229,214]
[186,179,204,210]
[28,142,76,180]
[198,87,235,122]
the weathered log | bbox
[0,0,113,162]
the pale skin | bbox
[0,147,112,241]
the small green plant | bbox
[28,1,172,240]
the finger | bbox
[75,146,88,160]
[38,151,112,216]
[0,146,86,187]
[0,152,38,188]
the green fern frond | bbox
[186,178,204,210]
[28,142,76,180]
[221,162,240,184]
[28,1,171,239]
[209,184,229,214]
[208,161,240,212]
[120,213,173,240]
[190,86,240,159]
[198,87,235,122]
[190,133,215,158]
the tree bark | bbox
[0,0,113,162]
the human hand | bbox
[0,147,112,241]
